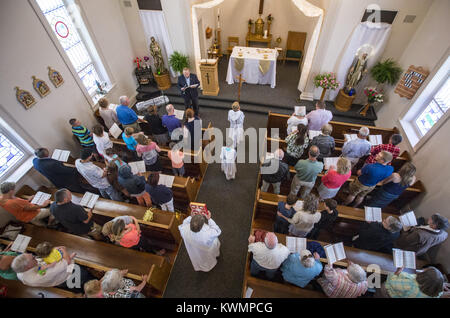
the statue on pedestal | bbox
[345,52,369,93]
[149,36,166,74]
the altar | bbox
[226,46,278,88]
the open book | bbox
[128,161,146,175]
[393,248,416,269]
[52,149,70,162]
[158,174,175,188]
[399,211,417,227]
[79,192,99,209]
[174,109,185,120]
[11,234,32,253]
[365,206,382,222]
[286,236,307,254]
[308,130,321,140]
[323,157,339,170]
[109,123,123,139]
[31,192,51,206]
[324,242,346,265]
[295,106,306,116]
[344,134,358,142]
[369,135,383,146]
[108,103,118,111]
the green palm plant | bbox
[370,59,403,86]
[169,51,190,75]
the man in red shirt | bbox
[0,182,53,227]
[365,134,402,165]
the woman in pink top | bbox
[135,134,162,172]
[168,144,185,176]
[318,157,351,199]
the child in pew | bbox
[122,127,142,160]
[118,165,151,207]
[135,134,162,172]
[168,143,185,177]
[307,199,338,240]
[92,125,113,163]
[102,216,165,255]
[35,242,76,275]
[274,194,297,234]
[145,173,174,212]
[106,161,130,200]
[105,148,127,168]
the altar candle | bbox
[264,30,268,38]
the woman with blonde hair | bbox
[318,157,352,199]
[365,162,416,208]
[228,101,245,148]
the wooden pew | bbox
[0,224,171,294]
[267,111,399,142]
[0,277,79,298]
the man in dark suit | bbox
[32,148,87,193]
[177,67,200,116]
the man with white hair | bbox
[318,260,368,298]
[343,151,394,207]
[178,214,222,272]
[261,149,289,194]
[281,249,323,288]
[352,216,402,253]
[101,269,148,298]
[341,126,372,167]
[11,252,75,288]
[116,95,144,132]
[162,104,182,140]
[248,232,290,280]
[287,106,308,135]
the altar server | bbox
[178,214,222,272]
[220,139,237,180]
[228,101,245,148]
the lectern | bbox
[199,59,219,96]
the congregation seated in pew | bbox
[310,124,335,161]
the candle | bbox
[264,30,268,38]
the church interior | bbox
[0,0,449,300]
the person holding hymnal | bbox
[394,214,449,256]
[178,67,201,116]
[281,249,323,288]
[352,216,402,254]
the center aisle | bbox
[163,107,267,297]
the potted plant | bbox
[169,51,190,76]
[359,87,384,116]
[313,72,340,102]
[371,58,403,89]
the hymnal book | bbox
[174,109,185,120]
[79,192,99,209]
[108,103,118,111]
[190,202,211,218]
[138,115,145,121]
[365,206,382,222]
[31,192,51,206]
[52,149,70,162]
[286,236,307,254]
[399,211,417,227]
[11,234,31,253]
[369,135,383,146]
[293,200,304,212]
[129,161,146,175]
[265,152,275,161]
[308,130,321,140]
[344,134,358,142]
[244,287,254,298]
[190,84,199,88]
[323,157,339,170]
[109,123,122,139]
[294,106,306,116]
[158,174,175,188]
[393,248,416,269]
[324,242,346,265]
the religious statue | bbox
[48,66,64,88]
[149,36,166,74]
[15,86,36,109]
[345,52,369,93]
[32,76,50,98]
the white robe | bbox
[220,146,237,180]
[228,110,245,148]
[178,216,222,272]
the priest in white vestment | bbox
[179,214,222,272]
[220,142,237,180]
[228,102,245,148]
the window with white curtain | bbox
[35,0,110,101]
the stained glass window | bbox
[415,77,450,136]
[36,0,105,96]
[0,133,25,178]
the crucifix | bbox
[235,74,246,102]
[205,72,210,85]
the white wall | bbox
[0,0,136,225]
[375,0,450,272]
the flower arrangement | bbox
[314,72,340,90]
[364,87,384,103]
[143,56,150,69]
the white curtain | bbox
[139,10,176,78]
[329,22,392,103]
[191,0,224,82]
[291,0,324,95]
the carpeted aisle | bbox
[163,108,267,298]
